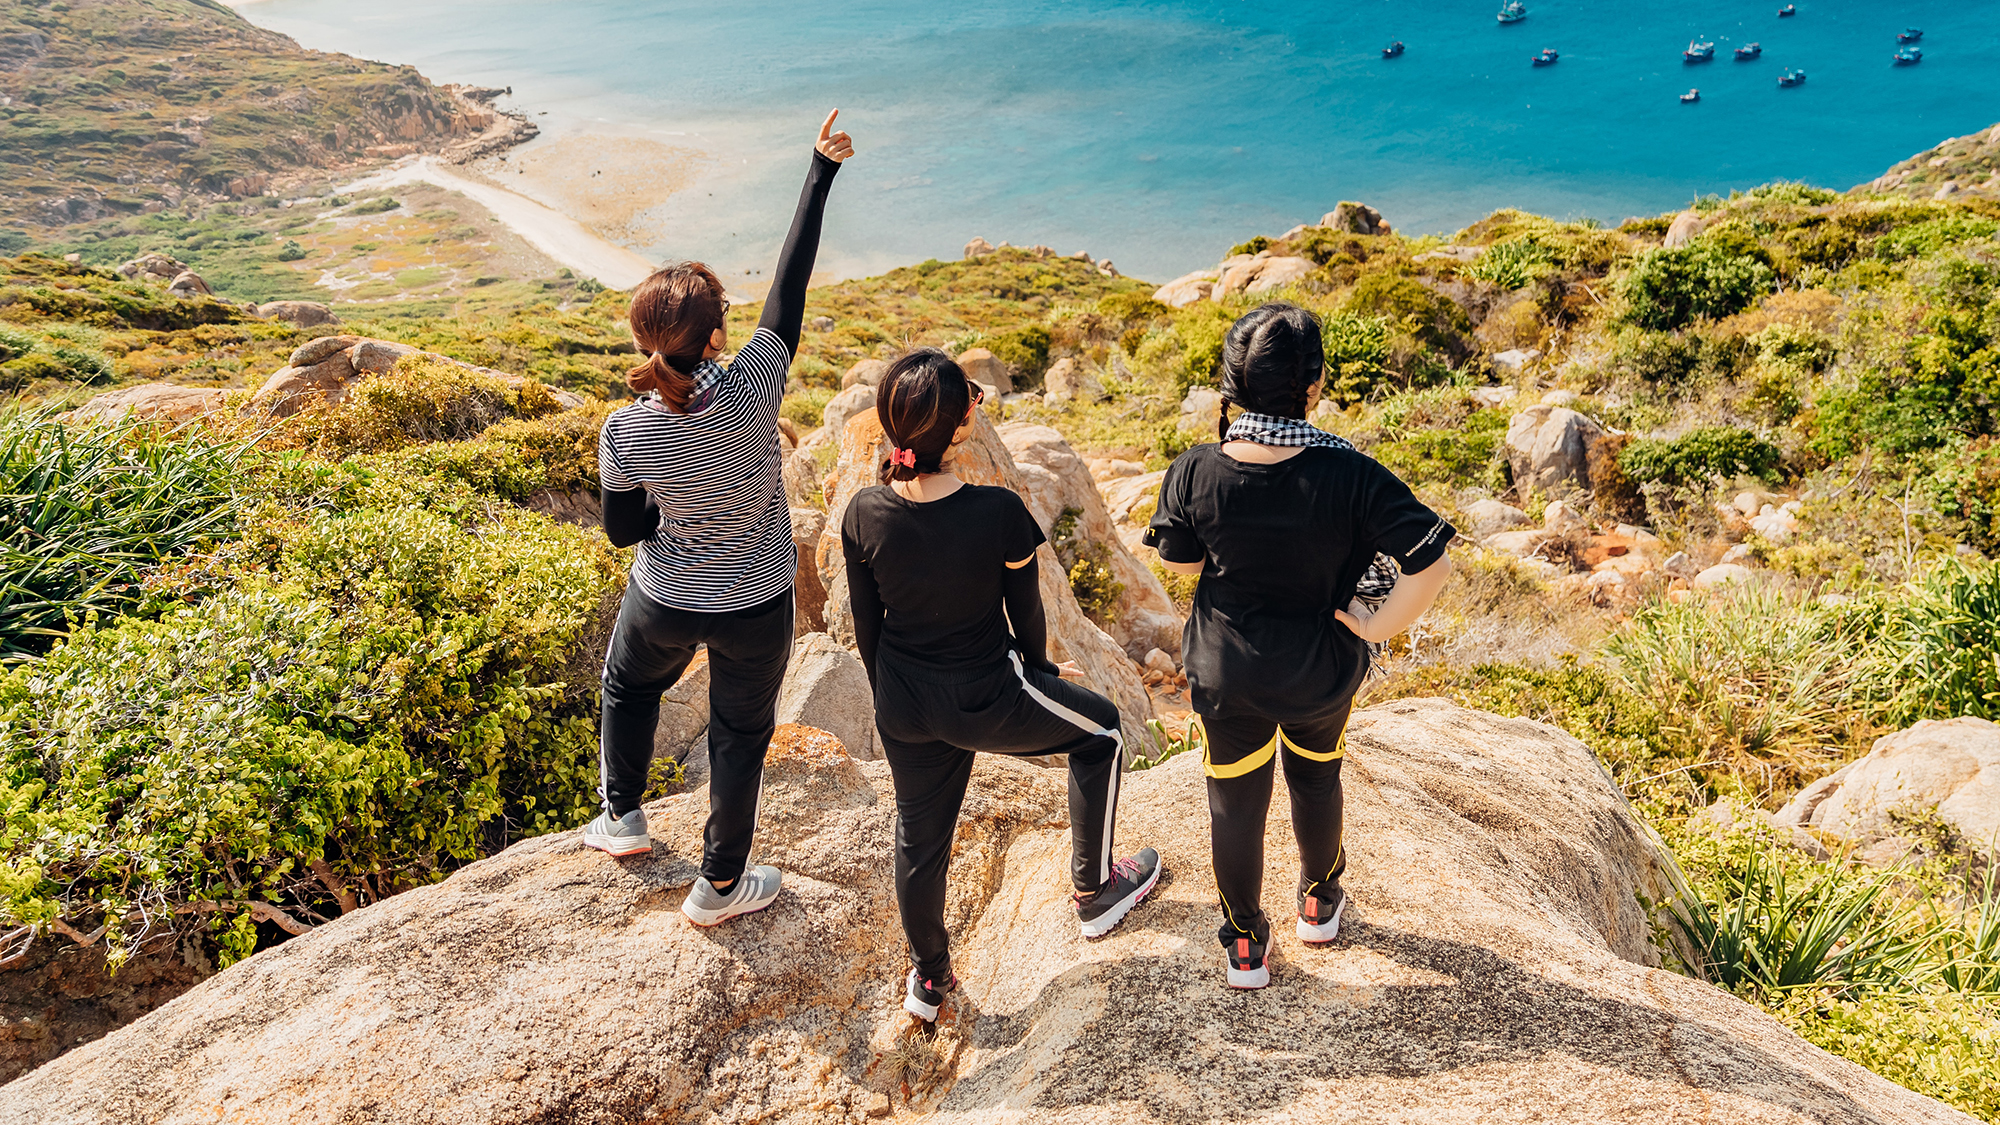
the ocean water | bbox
[232,0,2000,283]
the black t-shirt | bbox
[1146,444,1455,720]
[841,484,1049,672]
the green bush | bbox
[270,354,548,456]
[1051,506,1122,623]
[0,504,622,966]
[350,197,401,215]
[276,239,307,262]
[1874,215,1999,262]
[0,326,33,362]
[1620,242,1776,331]
[1773,989,2000,1122]
[986,324,1051,386]
[1867,560,2000,727]
[1465,236,1558,290]
[780,387,835,429]
[0,414,242,659]
[1321,311,1394,406]
[1619,426,1783,487]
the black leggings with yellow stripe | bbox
[1199,700,1351,948]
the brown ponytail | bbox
[625,261,726,413]
[878,348,973,483]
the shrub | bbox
[1619,427,1782,487]
[1371,407,1507,488]
[1588,433,1648,524]
[276,240,307,262]
[780,387,835,429]
[1620,242,1776,330]
[1051,506,1122,623]
[0,325,33,362]
[350,197,401,215]
[1465,236,1558,290]
[1772,989,2000,1121]
[0,414,242,659]
[270,355,526,455]
[986,324,1051,387]
[1321,311,1394,406]
[0,504,622,966]
[1873,215,1999,262]
[1866,560,2000,726]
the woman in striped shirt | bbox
[582,112,854,931]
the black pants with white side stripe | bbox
[875,651,1124,983]
[599,581,794,885]
[1200,700,1352,949]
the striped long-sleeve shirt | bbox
[596,149,839,612]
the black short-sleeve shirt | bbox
[1145,444,1454,720]
[841,484,1048,671]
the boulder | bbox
[1099,469,1167,530]
[1462,498,1532,541]
[1321,200,1392,236]
[1469,385,1515,409]
[955,347,1011,395]
[115,252,186,283]
[1485,529,1551,556]
[1542,498,1587,537]
[1693,563,1756,589]
[1491,348,1541,374]
[66,384,226,424]
[1000,422,1184,658]
[812,384,877,449]
[963,236,996,259]
[252,336,586,417]
[1178,386,1223,440]
[1214,253,1317,299]
[1750,504,1800,543]
[1041,357,1105,405]
[774,633,878,761]
[1245,256,1315,294]
[841,359,889,390]
[652,651,711,766]
[256,301,339,328]
[1772,717,2000,852]
[791,508,828,634]
[165,270,212,298]
[1152,270,1218,308]
[1662,210,1706,249]
[818,407,1157,755]
[809,315,836,332]
[4,701,1966,1125]
[1505,405,1605,496]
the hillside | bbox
[4,76,2000,1120]
[0,0,529,241]
[1863,120,2000,201]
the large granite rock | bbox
[816,406,1157,755]
[66,384,226,424]
[1322,200,1392,236]
[774,633,877,761]
[1214,252,1317,299]
[2,701,1967,1125]
[1505,404,1605,496]
[1040,357,1104,405]
[256,300,340,328]
[114,252,185,283]
[1773,717,2000,852]
[1663,210,1706,249]
[252,336,586,417]
[1000,422,1183,658]
[955,347,1012,395]
[1152,269,1218,308]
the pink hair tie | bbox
[890,448,917,469]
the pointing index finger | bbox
[818,109,840,142]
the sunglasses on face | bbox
[967,380,985,407]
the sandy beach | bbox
[336,157,658,290]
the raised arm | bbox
[759,110,853,356]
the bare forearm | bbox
[1340,556,1451,642]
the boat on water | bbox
[1681,88,1701,103]
[1778,4,1796,16]
[1735,42,1762,59]
[1498,1,1528,24]
[1894,46,1922,65]
[1382,40,1405,58]
[1684,41,1716,62]
[1778,68,1806,86]
[1898,28,1923,42]
[1531,47,1558,66]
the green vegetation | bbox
[1618,426,1783,488]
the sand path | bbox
[337,158,657,289]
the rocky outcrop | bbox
[1152,269,1218,308]
[164,271,212,299]
[115,253,186,284]
[1663,210,1706,249]
[816,407,1157,754]
[999,423,1183,658]
[775,633,877,761]
[1040,357,1104,405]
[841,359,888,390]
[963,236,996,259]
[1463,497,1534,541]
[252,335,586,417]
[1215,252,1316,298]
[651,651,711,766]
[66,384,227,424]
[808,384,877,453]
[1322,200,1393,236]
[256,300,339,328]
[1506,404,1605,495]
[791,508,828,633]
[955,347,1011,395]
[3,700,1967,1125]
[1773,717,2000,853]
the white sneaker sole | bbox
[681,886,781,927]
[903,971,943,1022]
[1296,893,1348,944]
[583,831,652,857]
[1226,963,1270,989]
[1078,861,1163,939]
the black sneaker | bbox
[903,968,957,1022]
[1225,934,1269,989]
[1074,847,1162,938]
[1297,884,1348,945]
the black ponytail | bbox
[1217,302,1324,422]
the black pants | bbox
[1201,699,1351,947]
[876,652,1123,982]
[599,581,794,885]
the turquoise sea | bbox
[232,0,2000,282]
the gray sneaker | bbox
[582,808,651,857]
[682,865,783,926]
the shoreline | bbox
[335,158,657,290]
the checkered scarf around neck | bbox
[1224,410,1400,605]
[646,357,726,414]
